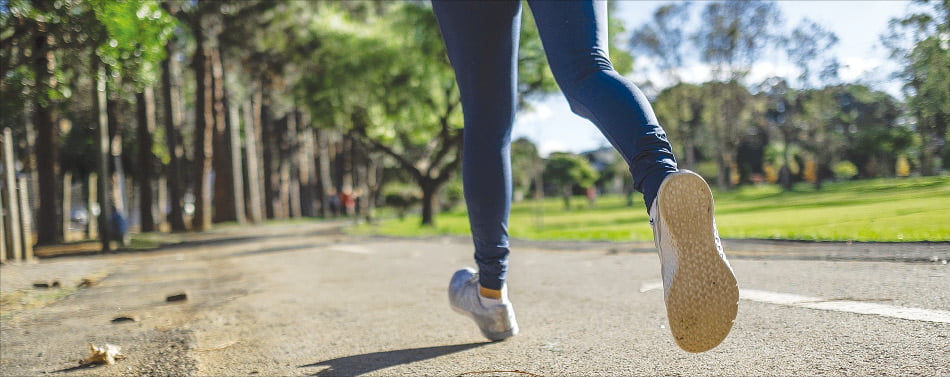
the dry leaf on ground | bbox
[82,343,125,365]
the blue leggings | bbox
[433,0,677,290]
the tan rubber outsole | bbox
[657,171,739,353]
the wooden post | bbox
[62,171,72,241]
[2,128,22,262]
[18,177,34,261]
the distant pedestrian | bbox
[434,0,738,352]
[340,190,356,216]
[586,186,597,208]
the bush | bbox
[384,191,420,220]
[440,180,464,212]
[833,160,858,180]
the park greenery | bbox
[353,176,950,242]
[0,0,947,249]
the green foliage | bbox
[653,82,706,166]
[695,0,782,81]
[511,137,543,200]
[883,0,950,175]
[784,18,840,87]
[298,3,458,145]
[355,176,950,242]
[832,161,858,180]
[87,0,176,88]
[383,188,420,220]
[605,2,633,75]
[440,179,464,211]
[544,153,599,189]
[517,5,558,105]
[629,2,692,81]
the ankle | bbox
[479,286,503,299]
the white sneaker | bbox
[448,268,518,341]
[650,170,739,353]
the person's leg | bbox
[434,0,521,341]
[433,0,521,292]
[528,1,737,353]
[527,0,676,209]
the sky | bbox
[512,1,914,156]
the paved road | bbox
[1,222,948,376]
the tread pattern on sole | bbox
[657,172,739,353]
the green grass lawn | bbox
[351,176,950,242]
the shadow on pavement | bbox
[50,363,106,374]
[300,342,487,377]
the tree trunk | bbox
[228,97,246,224]
[106,98,131,246]
[353,137,367,218]
[24,102,39,223]
[156,176,167,231]
[286,111,301,218]
[316,129,334,218]
[62,172,71,241]
[684,132,696,171]
[276,115,291,219]
[242,97,263,223]
[252,89,267,220]
[86,173,97,239]
[192,25,214,231]
[298,114,316,217]
[715,153,728,191]
[161,39,187,232]
[34,33,59,245]
[0,164,6,261]
[211,45,236,223]
[95,64,111,251]
[2,127,22,260]
[364,153,381,222]
[340,135,354,216]
[561,185,572,210]
[780,133,793,190]
[261,96,276,219]
[420,181,438,226]
[135,87,156,232]
[919,112,936,176]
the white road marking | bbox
[638,281,664,293]
[739,289,950,324]
[639,281,950,324]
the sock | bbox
[479,286,507,306]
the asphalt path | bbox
[1,222,947,376]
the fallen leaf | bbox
[166,292,188,302]
[82,343,125,365]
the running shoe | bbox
[650,170,739,352]
[448,268,518,341]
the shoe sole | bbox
[657,171,739,353]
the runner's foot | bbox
[651,170,739,352]
[448,268,518,341]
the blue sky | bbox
[513,1,913,156]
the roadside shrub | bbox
[384,192,420,220]
[833,160,858,180]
